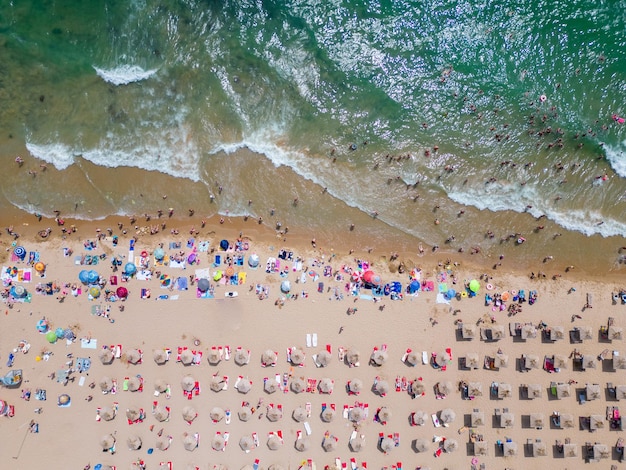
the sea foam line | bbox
[93,65,159,86]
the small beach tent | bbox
[363,270,382,286]
[220,239,229,251]
[154,248,165,261]
[281,281,291,293]
[197,278,210,292]
[248,254,260,268]
[124,263,137,276]
[78,270,89,284]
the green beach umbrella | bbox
[469,279,480,293]
[46,330,57,343]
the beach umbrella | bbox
[36,318,49,333]
[280,281,291,293]
[521,324,537,339]
[462,324,477,339]
[293,406,308,422]
[405,351,419,366]
[238,406,253,422]
[495,353,509,368]
[210,375,226,392]
[348,407,364,423]
[262,350,277,366]
[586,383,602,400]
[497,383,512,398]
[207,348,221,365]
[248,254,260,268]
[550,325,565,341]
[290,348,305,365]
[414,438,429,452]
[377,407,392,423]
[100,406,116,421]
[13,285,27,298]
[212,434,226,451]
[350,435,366,452]
[126,349,141,364]
[181,375,196,392]
[128,376,142,392]
[380,437,395,453]
[45,330,57,343]
[87,270,99,284]
[267,406,283,422]
[444,439,458,453]
[411,410,428,426]
[291,377,306,393]
[154,406,170,422]
[153,349,168,365]
[89,286,101,298]
[124,263,137,276]
[220,239,229,250]
[126,407,141,422]
[614,355,626,370]
[363,270,382,286]
[180,349,195,365]
[590,415,605,430]
[318,378,334,394]
[267,434,283,450]
[154,379,168,393]
[553,354,568,369]
[440,408,456,424]
[579,325,593,340]
[582,355,596,369]
[468,382,483,396]
[316,350,332,367]
[98,348,114,365]
[236,378,252,393]
[524,354,540,369]
[182,406,197,423]
[116,286,128,299]
[13,246,26,259]
[322,436,338,452]
[411,380,425,396]
[78,270,89,284]
[234,349,250,365]
[348,379,363,394]
[563,443,578,457]
[503,441,517,456]
[530,412,545,429]
[239,436,255,452]
[321,406,335,422]
[471,410,485,427]
[99,377,113,392]
[100,434,116,451]
[468,279,480,293]
[264,379,279,394]
[500,412,515,428]
[155,436,172,450]
[295,437,310,451]
[435,351,449,367]
[491,325,505,339]
[439,381,453,396]
[346,349,360,366]
[556,383,571,398]
[527,383,542,399]
[474,441,489,456]
[371,350,388,366]
[609,326,624,340]
[127,435,142,450]
[241,466,254,470]
[57,393,71,406]
[210,407,225,422]
[183,434,198,451]
[616,385,626,400]
[375,380,390,396]
[154,248,165,260]
[197,278,210,292]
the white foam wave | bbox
[26,141,77,170]
[93,65,159,86]
[604,140,626,177]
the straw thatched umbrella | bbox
[236,378,252,394]
[586,383,601,400]
[375,380,390,396]
[561,413,574,428]
[471,410,485,427]
[411,380,425,396]
[261,350,277,367]
[182,406,197,423]
[212,434,226,451]
[154,406,170,422]
[293,406,308,422]
[590,414,605,430]
[348,407,365,423]
[239,436,255,452]
[241,466,254,470]
[126,349,141,364]
[380,437,395,453]
[474,441,488,456]
[440,408,456,424]
[468,382,483,396]
[210,375,226,392]
[524,354,540,369]
[609,326,624,341]
[267,434,282,451]
[462,324,477,339]
[291,377,306,393]
[465,352,480,369]
[405,351,419,366]
[99,348,114,365]
[550,326,565,341]
[348,379,363,394]
[155,379,168,393]
[181,375,195,392]
[156,436,171,451]
[350,434,366,452]
[498,383,512,398]
[520,324,537,339]
[530,412,545,428]
[127,435,142,450]
[264,379,279,394]
[411,410,428,426]
[532,440,547,457]
[210,407,225,423]
[503,441,517,456]
[126,407,141,422]
[556,383,571,398]
[128,376,142,392]
[500,412,515,428]
[435,351,449,367]
[616,385,626,400]
[99,376,113,393]
[346,349,360,366]
[593,443,610,459]
[183,434,198,451]
[267,406,282,422]
[153,349,168,365]
[290,348,305,365]
[563,443,578,457]
[295,437,310,451]
[371,350,388,366]
[553,354,568,369]
[527,383,543,399]
[100,406,116,421]
[578,325,593,340]
[100,434,116,451]
[491,325,506,339]
[268,465,284,470]
[414,438,429,452]
[180,349,195,365]
[238,406,253,422]
[495,352,509,368]
[438,381,453,395]
[318,378,334,394]
[613,354,626,370]
[443,439,458,453]
[322,436,338,452]
[234,349,250,366]
[207,348,222,365]
[582,355,596,369]
[377,407,392,423]
[321,406,335,422]
[313,350,331,367]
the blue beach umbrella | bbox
[220,239,229,251]
[78,270,89,284]
[154,248,165,260]
[124,263,137,275]
[55,327,65,339]
[87,270,99,284]
[13,246,26,259]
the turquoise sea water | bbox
[0,0,625,247]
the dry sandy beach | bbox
[1,217,625,470]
